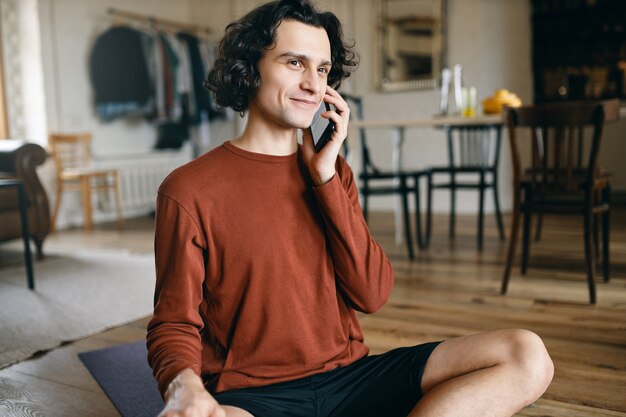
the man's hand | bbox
[158,368,225,417]
[301,86,350,186]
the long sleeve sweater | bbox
[147,141,394,397]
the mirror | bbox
[376,0,446,92]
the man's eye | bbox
[318,67,329,74]
[290,60,302,68]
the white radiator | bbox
[95,148,193,218]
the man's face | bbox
[249,19,332,131]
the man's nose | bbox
[301,70,323,94]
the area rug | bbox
[0,250,155,369]
[79,341,163,417]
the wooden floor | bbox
[0,210,625,416]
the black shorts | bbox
[213,341,441,417]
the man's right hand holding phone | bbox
[301,86,350,187]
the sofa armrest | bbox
[0,140,50,239]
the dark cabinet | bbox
[532,0,626,102]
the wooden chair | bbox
[49,133,123,232]
[429,124,505,249]
[501,99,620,304]
[342,94,432,259]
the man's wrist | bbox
[165,368,204,400]
[312,170,336,187]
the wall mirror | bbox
[376,0,446,92]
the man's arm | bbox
[301,87,394,313]
[147,192,207,397]
[313,161,394,313]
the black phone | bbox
[310,102,335,152]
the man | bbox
[147,1,554,416]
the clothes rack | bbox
[107,7,212,36]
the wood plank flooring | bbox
[0,210,624,416]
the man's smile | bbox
[290,97,319,107]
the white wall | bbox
[7,0,622,224]
[354,0,534,213]
[39,0,198,155]
[34,0,203,227]
[195,0,532,213]
[196,0,626,211]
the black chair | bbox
[429,123,505,249]
[501,99,620,304]
[342,93,431,259]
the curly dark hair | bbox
[205,0,358,113]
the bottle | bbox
[462,87,477,118]
[439,68,451,115]
[453,64,464,115]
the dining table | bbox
[347,113,505,245]
[347,106,626,246]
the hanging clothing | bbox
[89,26,153,121]
[166,33,195,118]
[176,32,226,124]
[160,34,182,121]
[198,40,225,119]
[89,23,224,150]
[152,34,167,122]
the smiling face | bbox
[248,19,332,132]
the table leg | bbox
[16,182,35,290]
[82,176,93,231]
[392,127,405,245]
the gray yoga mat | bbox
[79,341,164,417]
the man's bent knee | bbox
[505,329,554,403]
[222,405,254,417]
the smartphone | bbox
[310,102,335,152]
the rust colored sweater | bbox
[147,141,394,397]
